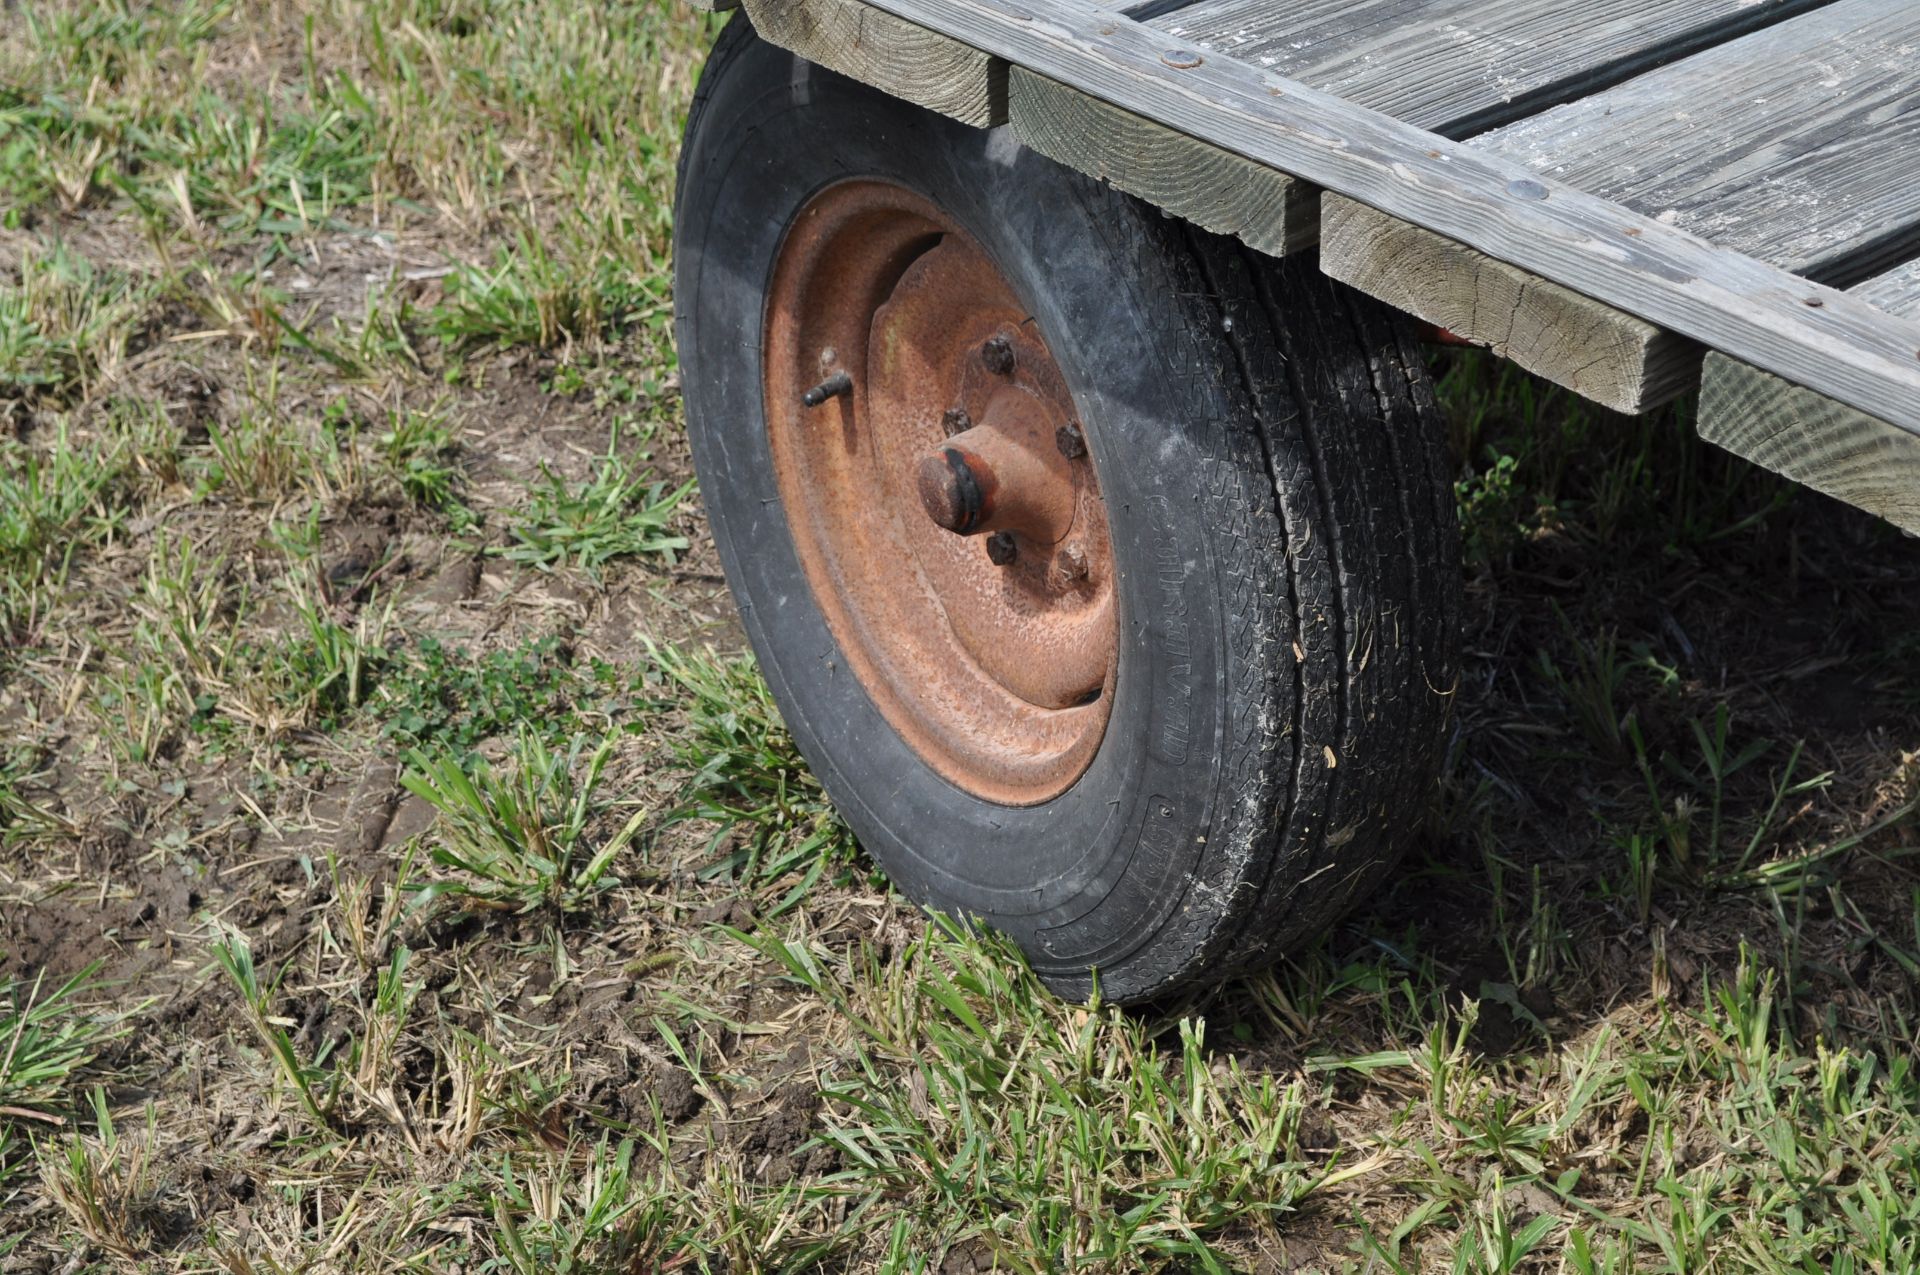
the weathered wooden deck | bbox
[710,0,1920,530]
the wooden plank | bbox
[1321,196,1700,413]
[1699,263,1920,532]
[1150,0,1836,137]
[1008,0,1830,260]
[1482,0,1920,286]
[852,0,1920,436]
[1009,69,1318,255]
[1868,265,1920,317]
[741,0,1007,125]
[1322,0,1920,410]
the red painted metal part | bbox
[762,181,1116,805]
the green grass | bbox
[0,244,154,400]
[0,967,126,1199]
[0,424,129,646]
[2,0,1917,1270]
[1437,353,1796,565]
[405,730,643,915]
[372,403,469,517]
[0,967,117,1127]
[652,641,859,907]
[499,423,693,572]
[37,1090,164,1261]
[750,916,1326,1270]
[376,635,641,753]
[430,228,672,354]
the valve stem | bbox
[802,370,854,407]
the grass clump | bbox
[0,245,154,403]
[211,920,424,1140]
[499,425,692,573]
[430,228,669,354]
[0,747,59,847]
[1,967,126,1199]
[0,428,124,574]
[245,587,387,731]
[0,425,129,646]
[210,926,347,1131]
[374,404,469,520]
[748,915,1323,1269]
[0,966,117,1130]
[376,635,638,754]
[651,641,857,906]
[405,730,642,915]
[486,1136,675,1275]
[2,80,381,233]
[37,1091,162,1262]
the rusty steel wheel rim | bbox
[763,180,1117,806]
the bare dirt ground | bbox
[3,2,1919,1271]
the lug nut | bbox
[942,406,973,436]
[981,335,1015,376]
[1057,541,1089,583]
[801,370,853,408]
[1055,422,1086,460]
[985,531,1018,565]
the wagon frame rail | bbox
[720,0,1920,530]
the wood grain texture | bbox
[1860,258,1920,316]
[1482,0,1920,286]
[742,0,1007,125]
[1700,262,1920,532]
[1322,196,1700,413]
[1009,68,1317,255]
[1010,0,1827,260]
[855,0,1920,435]
[1324,0,1920,411]
[1149,0,1833,136]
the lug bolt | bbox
[985,531,1018,566]
[1055,421,1086,459]
[981,335,1015,376]
[801,370,853,408]
[1057,541,1089,583]
[942,406,973,436]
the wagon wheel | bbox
[674,16,1461,1003]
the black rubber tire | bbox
[674,16,1461,1004]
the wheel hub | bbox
[762,181,1116,805]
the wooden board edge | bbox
[859,0,1920,434]
[1008,68,1318,257]
[1320,195,1700,414]
[1699,352,1920,534]
[740,0,1008,126]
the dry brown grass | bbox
[3,1,1920,1271]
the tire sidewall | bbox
[675,37,1273,992]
